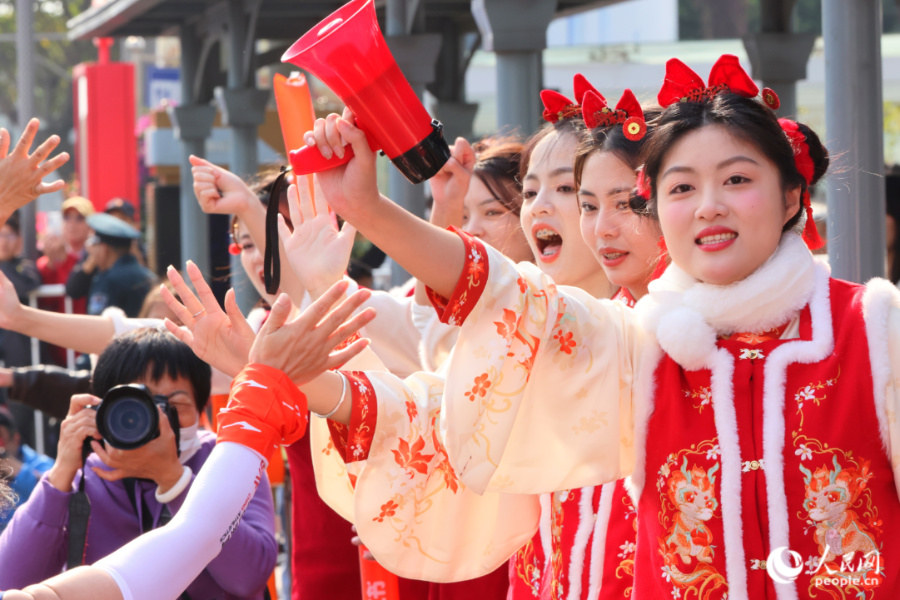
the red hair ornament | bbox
[541,90,582,124]
[658,54,759,107]
[573,73,602,105]
[779,118,824,250]
[582,89,647,140]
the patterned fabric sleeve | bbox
[435,234,647,496]
[349,369,541,583]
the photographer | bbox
[0,328,277,599]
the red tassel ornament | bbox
[649,236,669,281]
[778,118,824,250]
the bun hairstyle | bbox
[639,92,830,234]
[471,137,526,216]
[573,106,662,191]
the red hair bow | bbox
[779,118,824,250]
[657,54,759,107]
[583,89,647,140]
[541,90,581,124]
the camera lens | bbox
[96,384,160,450]
[105,397,153,445]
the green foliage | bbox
[0,0,96,177]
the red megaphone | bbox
[281,0,450,184]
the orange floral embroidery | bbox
[405,400,418,422]
[391,436,435,477]
[431,422,459,494]
[465,373,491,402]
[517,277,528,294]
[553,330,576,354]
[494,309,519,342]
[374,499,399,522]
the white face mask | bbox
[178,421,202,464]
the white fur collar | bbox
[635,234,817,370]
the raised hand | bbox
[279,175,357,299]
[303,108,383,222]
[249,281,375,385]
[189,155,258,217]
[429,137,475,229]
[161,261,256,377]
[0,119,70,223]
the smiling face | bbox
[520,131,611,296]
[655,125,801,285]
[579,151,661,299]
[461,176,533,263]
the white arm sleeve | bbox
[94,442,266,600]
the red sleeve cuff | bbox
[217,364,309,463]
[426,226,490,326]
[326,371,377,464]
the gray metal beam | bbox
[823,0,886,282]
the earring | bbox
[228,243,241,255]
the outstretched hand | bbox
[0,268,24,330]
[190,155,257,216]
[249,280,375,385]
[0,118,70,222]
[161,261,256,377]
[279,175,357,299]
[303,108,383,224]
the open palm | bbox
[279,175,357,298]
[162,261,256,377]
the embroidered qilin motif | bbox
[793,436,884,599]
[656,440,728,599]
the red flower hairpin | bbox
[635,168,652,201]
[657,54,759,107]
[541,90,582,124]
[779,118,823,250]
[582,89,647,141]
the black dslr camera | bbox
[94,384,180,455]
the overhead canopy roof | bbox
[69,0,623,42]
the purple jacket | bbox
[0,431,276,599]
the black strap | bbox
[65,440,93,569]
[263,167,290,295]
[66,444,191,600]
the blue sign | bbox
[146,66,181,108]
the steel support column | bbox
[823,0,885,282]
[171,26,215,278]
[16,0,37,260]
[471,0,556,135]
[219,0,268,311]
[743,32,815,118]
[385,0,442,287]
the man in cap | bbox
[103,198,147,267]
[65,213,156,318]
[36,198,93,359]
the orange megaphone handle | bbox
[358,545,400,600]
